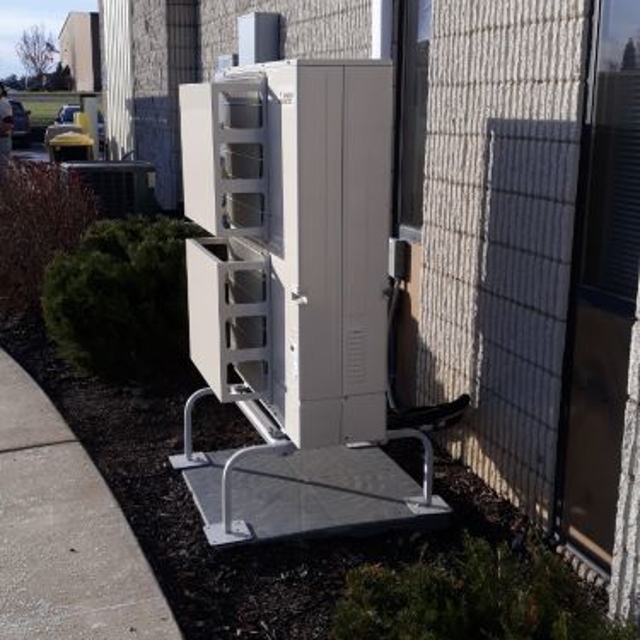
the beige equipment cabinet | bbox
[180,60,393,450]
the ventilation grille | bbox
[61,162,156,218]
[345,329,367,385]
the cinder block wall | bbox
[131,0,173,207]
[198,0,371,80]
[131,0,198,210]
[611,309,640,619]
[129,0,368,208]
[416,0,591,526]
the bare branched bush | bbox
[0,161,98,316]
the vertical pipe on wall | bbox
[371,0,393,59]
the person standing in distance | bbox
[0,83,14,176]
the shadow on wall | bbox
[419,117,580,526]
[278,15,287,59]
[128,95,182,212]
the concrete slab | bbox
[183,446,451,547]
[0,349,72,452]
[0,350,182,639]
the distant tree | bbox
[622,38,637,71]
[15,25,58,88]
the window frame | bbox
[393,0,432,240]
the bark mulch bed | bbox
[1,315,532,640]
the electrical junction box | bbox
[238,12,280,66]
[180,60,393,449]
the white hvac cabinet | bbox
[180,60,393,450]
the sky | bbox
[0,0,98,78]
[598,0,640,70]
[1,0,639,79]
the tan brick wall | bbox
[416,0,591,527]
[129,0,369,208]
[611,307,640,619]
[131,0,198,209]
[198,0,371,80]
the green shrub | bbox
[333,535,639,640]
[42,217,199,381]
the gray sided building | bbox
[100,0,640,620]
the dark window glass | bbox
[581,0,640,304]
[397,0,431,231]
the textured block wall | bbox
[131,0,173,207]
[416,0,591,527]
[198,0,371,80]
[611,305,640,619]
[129,0,368,208]
[131,0,198,210]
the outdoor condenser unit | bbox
[172,60,452,548]
[181,60,392,449]
[60,161,157,218]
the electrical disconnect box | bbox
[180,60,393,450]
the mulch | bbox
[1,314,533,640]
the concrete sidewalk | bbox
[0,349,183,639]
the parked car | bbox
[9,99,30,147]
[55,104,105,148]
[55,104,82,125]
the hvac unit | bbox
[172,60,456,547]
[181,60,392,449]
[60,161,157,218]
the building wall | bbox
[416,0,591,527]
[130,0,198,209]
[91,14,103,91]
[59,12,101,92]
[611,299,640,619]
[128,0,369,211]
[101,0,135,159]
[130,0,171,206]
[198,0,371,80]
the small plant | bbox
[333,534,639,640]
[0,161,98,315]
[42,216,199,381]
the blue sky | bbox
[600,0,640,69]
[0,0,98,78]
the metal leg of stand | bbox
[386,428,434,512]
[204,440,296,545]
[169,387,215,470]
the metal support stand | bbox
[170,388,452,547]
[169,387,215,470]
[204,440,296,546]
[386,428,434,513]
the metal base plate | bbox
[180,445,451,547]
[169,452,210,470]
[204,520,253,546]
[406,495,439,515]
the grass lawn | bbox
[11,92,101,128]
